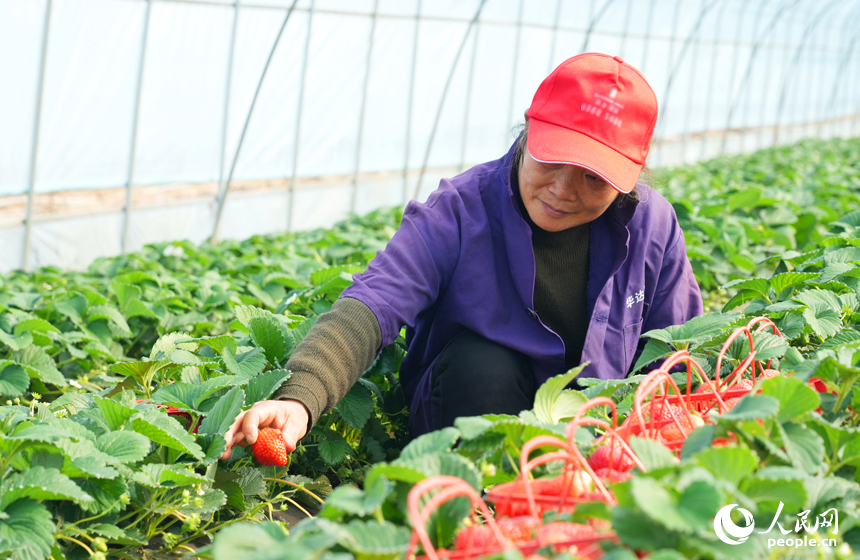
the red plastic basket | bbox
[406,475,615,560]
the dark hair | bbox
[511,122,642,207]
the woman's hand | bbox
[220,399,309,461]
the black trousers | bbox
[430,330,538,431]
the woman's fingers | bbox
[220,409,248,460]
[221,400,307,460]
[279,402,309,453]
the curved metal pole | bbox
[756,0,783,149]
[768,3,805,146]
[681,0,709,163]
[737,0,776,153]
[653,0,725,158]
[22,0,53,272]
[818,6,860,136]
[350,0,379,214]
[413,0,488,201]
[719,0,804,153]
[699,0,728,160]
[121,0,152,255]
[287,0,314,233]
[209,0,240,242]
[547,0,564,75]
[458,23,480,173]
[773,0,847,145]
[581,0,618,53]
[618,0,633,58]
[505,0,525,128]
[401,0,422,204]
[651,0,684,167]
[210,0,299,242]
[638,0,658,77]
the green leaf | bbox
[0,330,34,352]
[0,499,55,560]
[721,278,770,300]
[824,246,860,265]
[534,362,588,424]
[643,313,740,348]
[245,369,291,404]
[130,409,204,460]
[86,523,128,540]
[177,488,227,515]
[109,360,170,383]
[0,362,29,398]
[322,476,392,517]
[802,303,842,340]
[334,382,374,430]
[193,335,238,355]
[680,424,716,459]
[743,477,807,514]
[236,467,267,496]
[199,387,244,436]
[88,304,132,336]
[629,477,694,533]
[780,422,825,476]
[193,376,248,408]
[331,519,411,557]
[713,394,779,421]
[233,305,272,329]
[94,396,139,431]
[13,318,59,336]
[133,464,209,488]
[759,376,819,423]
[219,480,245,510]
[12,346,66,386]
[221,347,266,378]
[248,316,291,367]
[152,383,198,409]
[94,431,150,464]
[211,521,291,560]
[318,432,354,466]
[769,272,820,296]
[628,435,677,471]
[612,507,679,549]
[399,427,460,461]
[630,339,673,374]
[0,467,93,509]
[694,447,758,486]
[149,332,196,360]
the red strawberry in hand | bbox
[252,428,290,467]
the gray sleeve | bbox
[271,296,383,430]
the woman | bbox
[221,53,703,459]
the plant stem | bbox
[57,535,94,556]
[265,477,325,505]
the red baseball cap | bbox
[525,53,658,194]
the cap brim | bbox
[526,118,642,194]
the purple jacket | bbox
[342,140,703,436]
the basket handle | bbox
[405,476,510,560]
[517,436,587,517]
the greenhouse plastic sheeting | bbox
[1,0,859,271]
